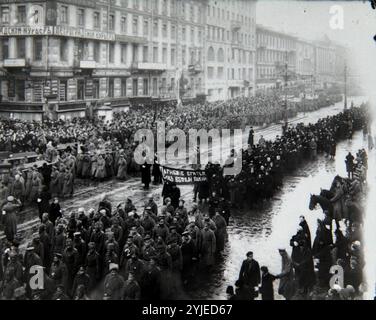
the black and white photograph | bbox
[0,0,375,306]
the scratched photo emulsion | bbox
[0,0,375,308]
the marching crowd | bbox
[227,149,368,300]
[0,99,370,300]
[195,105,367,208]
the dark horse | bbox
[309,194,339,229]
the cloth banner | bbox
[161,166,207,185]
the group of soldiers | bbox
[193,105,367,209]
[227,148,368,301]
[0,189,229,300]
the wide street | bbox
[2,96,373,299]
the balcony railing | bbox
[131,62,167,71]
[3,58,26,68]
[0,102,43,112]
[188,64,203,73]
[80,60,96,69]
[231,20,241,31]
[57,102,87,111]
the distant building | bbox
[313,36,336,89]
[255,25,297,93]
[296,39,315,87]
[205,0,256,101]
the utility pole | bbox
[344,61,347,110]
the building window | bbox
[170,78,175,91]
[133,16,138,35]
[162,23,167,38]
[182,47,186,65]
[152,78,157,95]
[162,47,167,64]
[108,79,114,97]
[171,25,176,39]
[121,0,129,7]
[33,37,43,61]
[182,27,186,41]
[60,5,68,24]
[121,44,127,63]
[162,0,168,15]
[143,19,148,36]
[189,50,194,65]
[144,0,150,11]
[143,78,148,95]
[207,67,214,79]
[153,0,158,14]
[1,6,9,24]
[132,78,138,96]
[109,43,115,63]
[17,37,26,59]
[161,78,166,93]
[207,47,215,62]
[171,48,175,66]
[109,14,115,31]
[77,8,85,27]
[60,38,68,61]
[17,5,26,24]
[1,37,9,60]
[92,41,100,62]
[153,46,158,63]
[153,19,158,37]
[15,80,25,101]
[142,45,148,62]
[94,12,100,28]
[121,78,127,96]
[171,0,176,16]
[190,28,194,43]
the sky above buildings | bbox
[256,0,376,98]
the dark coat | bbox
[260,272,276,300]
[238,259,260,288]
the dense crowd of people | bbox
[0,96,370,299]
[194,105,367,208]
[227,149,368,300]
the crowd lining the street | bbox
[0,95,371,300]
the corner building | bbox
[0,0,207,120]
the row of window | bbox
[257,50,293,64]
[257,66,279,79]
[4,76,203,102]
[119,0,203,23]
[207,26,255,47]
[207,3,255,27]
[0,37,43,61]
[0,37,203,67]
[257,33,296,51]
[207,66,254,81]
[207,46,254,65]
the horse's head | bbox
[309,194,316,210]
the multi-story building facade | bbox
[295,38,315,87]
[0,0,207,121]
[205,0,256,101]
[313,37,336,89]
[255,25,297,92]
